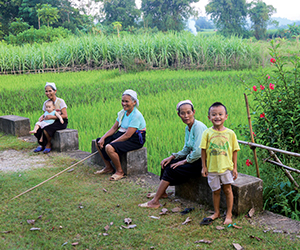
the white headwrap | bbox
[45,82,56,90]
[122,89,139,108]
[176,100,194,111]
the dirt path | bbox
[1,142,300,235]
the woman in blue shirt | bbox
[94,89,146,181]
[139,100,207,208]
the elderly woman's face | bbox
[45,86,56,100]
[178,104,195,126]
[122,94,136,113]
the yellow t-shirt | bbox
[200,127,240,173]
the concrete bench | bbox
[175,173,263,215]
[0,115,30,137]
[52,129,79,152]
[91,139,147,175]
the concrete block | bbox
[175,173,263,215]
[0,115,30,137]
[91,139,147,175]
[52,129,79,152]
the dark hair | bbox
[208,102,227,115]
[177,103,194,114]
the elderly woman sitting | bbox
[95,89,146,181]
[139,100,207,208]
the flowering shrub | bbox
[248,41,300,155]
[243,40,300,219]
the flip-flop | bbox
[138,202,161,209]
[43,148,51,154]
[147,191,173,199]
[180,207,194,215]
[94,169,114,175]
[33,146,44,153]
[109,173,126,181]
[200,217,214,226]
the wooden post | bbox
[244,93,260,177]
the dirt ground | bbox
[1,136,300,236]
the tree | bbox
[103,0,141,28]
[195,16,215,30]
[112,21,122,37]
[206,0,248,37]
[248,0,276,40]
[36,4,59,27]
[0,0,22,36]
[9,18,30,35]
[141,0,199,32]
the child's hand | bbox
[232,169,238,180]
[201,166,208,177]
[60,118,64,124]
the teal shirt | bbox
[116,107,146,130]
[172,119,207,163]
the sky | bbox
[191,0,300,21]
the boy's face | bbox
[45,102,55,113]
[208,105,228,127]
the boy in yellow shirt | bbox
[200,102,240,225]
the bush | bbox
[242,40,300,219]
[4,26,71,45]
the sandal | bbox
[200,217,214,226]
[33,146,44,153]
[138,202,161,209]
[94,169,114,175]
[43,148,51,154]
[109,173,126,181]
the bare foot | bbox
[223,216,232,225]
[209,212,220,221]
[138,200,161,209]
[147,192,168,199]
[29,130,36,134]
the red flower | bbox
[246,159,253,166]
[253,85,257,92]
[267,128,269,131]
[279,99,282,102]
[269,83,275,90]
[270,58,276,63]
[252,132,256,137]
[260,113,265,118]
[260,85,265,90]
[267,75,270,79]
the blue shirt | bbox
[116,107,146,130]
[172,119,207,163]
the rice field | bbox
[0,69,256,175]
[0,32,265,73]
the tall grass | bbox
[0,69,255,176]
[0,32,263,73]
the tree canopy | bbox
[141,0,199,32]
[206,0,248,37]
[248,0,276,40]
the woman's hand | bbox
[232,169,238,180]
[160,155,175,169]
[98,137,105,150]
[170,159,186,169]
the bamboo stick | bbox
[10,151,98,201]
[238,140,300,157]
[269,150,299,188]
[264,159,300,175]
[244,93,260,177]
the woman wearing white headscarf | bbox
[94,89,146,181]
[139,100,207,208]
[33,82,68,154]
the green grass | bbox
[0,69,258,176]
[0,135,299,249]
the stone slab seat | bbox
[0,115,30,137]
[91,139,147,175]
[175,173,263,215]
[52,128,79,152]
